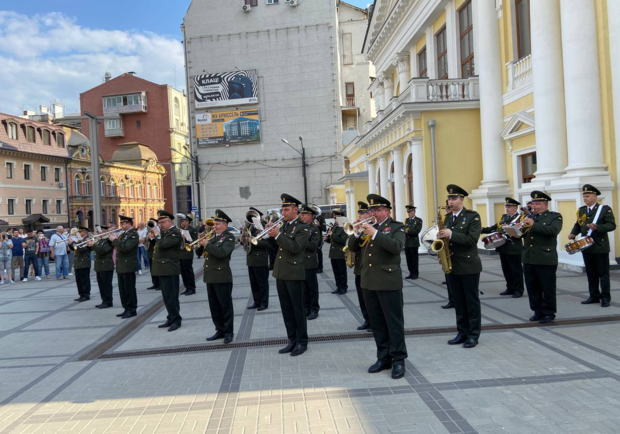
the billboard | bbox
[193,70,259,108]
[196,109,261,146]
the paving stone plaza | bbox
[2,246,620,434]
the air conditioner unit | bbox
[59,182,65,188]
[242,4,251,12]
[289,0,298,5]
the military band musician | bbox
[179,214,198,296]
[299,204,320,320]
[108,215,140,319]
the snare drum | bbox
[564,236,594,255]
[482,232,507,249]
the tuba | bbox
[431,207,452,274]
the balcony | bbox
[342,97,358,108]
[102,92,148,115]
[104,127,124,138]
[506,54,532,92]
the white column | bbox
[473,0,509,189]
[410,139,427,239]
[425,27,437,79]
[367,158,377,194]
[383,75,394,108]
[374,86,383,112]
[395,54,410,95]
[560,0,607,177]
[530,0,567,182]
[392,147,405,221]
[345,187,355,221]
[378,154,389,197]
[610,0,620,185]
[445,0,460,78]
[409,46,418,78]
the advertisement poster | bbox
[196,109,261,146]
[193,70,259,108]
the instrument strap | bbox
[586,205,603,237]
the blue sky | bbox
[0,0,372,115]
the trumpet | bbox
[343,216,377,236]
[74,228,124,248]
[56,235,82,245]
[250,217,284,245]
[188,226,216,248]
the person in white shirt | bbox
[49,226,70,280]
[136,222,149,275]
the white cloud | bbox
[0,11,185,115]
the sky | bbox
[0,0,371,116]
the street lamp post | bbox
[281,137,308,204]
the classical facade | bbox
[0,113,71,229]
[66,128,166,228]
[340,0,619,268]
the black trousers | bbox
[74,268,91,297]
[96,270,114,305]
[118,272,137,313]
[148,258,160,288]
[268,248,276,271]
[317,248,324,271]
[499,253,524,295]
[160,275,182,325]
[445,274,453,303]
[446,273,481,340]
[583,252,611,301]
[404,247,419,277]
[304,268,320,315]
[276,279,308,346]
[207,282,234,335]
[355,274,369,322]
[362,288,407,364]
[331,258,348,291]
[248,266,270,308]
[180,258,196,291]
[524,263,557,317]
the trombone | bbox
[343,216,377,236]
[250,217,284,245]
[74,228,124,248]
[187,218,216,249]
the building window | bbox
[139,209,143,224]
[266,0,279,3]
[7,122,17,139]
[110,181,117,197]
[41,166,47,181]
[129,181,134,198]
[521,152,537,184]
[42,129,51,145]
[74,175,81,195]
[436,27,448,79]
[24,164,31,180]
[245,0,257,5]
[137,183,142,197]
[515,0,531,59]
[111,208,117,225]
[417,47,427,78]
[459,0,475,78]
[56,133,65,147]
[343,33,353,65]
[26,126,35,143]
[345,82,355,107]
[152,184,158,199]
[101,208,106,225]
[54,167,61,182]
[6,162,14,179]
[85,176,91,195]
[103,94,143,108]
[56,200,62,214]
[25,199,32,215]
[100,177,106,196]
[8,199,15,215]
[105,119,122,131]
[42,200,49,214]
[174,97,180,117]
[147,183,151,198]
[119,180,125,197]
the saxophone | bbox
[431,207,453,274]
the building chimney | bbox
[104,71,112,82]
[127,71,136,76]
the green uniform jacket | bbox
[92,239,114,272]
[481,213,523,256]
[203,229,236,284]
[152,226,182,276]
[353,235,371,276]
[271,218,310,281]
[147,235,157,260]
[347,218,405,291]
[404,217,423,248]
[73,245,92,270]
[179,226,197,260]
[303,223,320,270]
[327,225,347,259]
[246,227,270,268]
[522,211,563,265]
[444,208,483,275]
[112,228,139,273]
[570,204,616,254]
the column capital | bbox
[391,147,403,157]
[379,153,389,161]
[393,53,410,73]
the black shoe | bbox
[97,303,113,309]
[441,302,454,309]
[317,269,323,273]
[441,281,447,285]
[291,344,307,356]
[116,310,128,317]
[121,311,136,319]
[539,316,554,324]
[391,365,405,379]
[331,289,341,294]
[581,297,600,305]
[206,332,225,341]
[247,303,259,309]
[180,290,188,295]
[366,328,373,333]
[512,293,523,298]
[529,314,542,322]
[147,285,159,290]
[368,360,391,373]
[411,275,418,280]
[338,290,347,295]
[601,300,611,308]
[357,321,370,331]
[74,297,82,301]
[183,290,196,296]
[158,321,172,328]
[307,312,318,320]
[405,275,414,280]
[500,290,514,296]
[168,323,182,332]
[95,303,105,308]
[78,296,90,302]
[224,333,234,344]
[448,335,467,345]
[463,338,478,348]
[279,341,296,354]
[257,306,267,311]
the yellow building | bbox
[337,0,619,269]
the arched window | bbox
[110,180,117,197]
[130,208,135,219]
[100,177,106,196]
[138,209,143,224]
[85,175,92,196]
[119,180,125,197]
[146,183,151,198]
[129,181,134,198]
[152,184,158,199]
[74,174,81,195]
[136,182,142,198]
[111,208,117,225]
[174,97,180,116]
[101,208,106,225]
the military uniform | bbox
[481,197,524,297]
[347,194,407,377]
[92,232,114,307]
[246,217,270,310]
[301,206,320,318]
[352,201,371,330]
[443,185,483,345]
[522,191,563,322]
[146,220,160,290]
[111,217,139,317]
[72,228,92,302]
[570,185,616,306]
[152,211,183,329]
[316,214,327,273]
[271,194,311,355]
[203,210,236,343]
[179,217,197,296]
[404,206,423,279]
[327,212,348,294]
